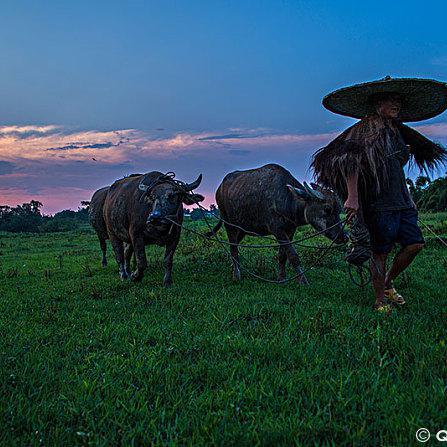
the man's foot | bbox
[384,287,406,305]
[373,301,393,313]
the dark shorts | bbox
[365,208,425,254]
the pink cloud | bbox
[1,123,446,214]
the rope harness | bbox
[138,171,190,196]
[138,172,193,233]
[167,203,348,284]
[146,172,370,286]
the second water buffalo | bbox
[103,172,204,286]
[89,186,110,267]
[208,164,347,283]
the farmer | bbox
[312,77,447,311]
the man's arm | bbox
[344,171,359,222]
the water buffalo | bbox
[89,175,140,268]
[89,186,110,267]
[103,172,204,286]
[208,164,346,283]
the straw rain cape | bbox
[311,114,446,203]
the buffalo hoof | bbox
[102,260,107,268]
[163,280,173,287]
[277,275,286,284]
[232,267,241,281]
[120,271,129,281]
[131,272,143,282]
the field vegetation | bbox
[0,213,446,445]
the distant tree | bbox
[190,208,203,221]
[75,200,90,222]
[54,210,77,219]
[39,216,78,232]
[407,173,447,212]
[0,200,43,232]
[0,199,91,233]
[418,175,447,212]
[209,204,219,217]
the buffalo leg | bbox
[277,245,287,282]
[110,236,128,280]
[226,225,244,281]
[278,229,296,282]
[130,235,147,282]
[99,238,107,267]
[275,232,308,285]
[124,243,133,278]
[163,240,178,287]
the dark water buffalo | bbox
[208,164,346,283]
[103,172,204,286]
[89,186,110,267]
[89,175,140,268]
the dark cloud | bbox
[46,141,116,151]
[0,161,16,175]
[89,142,116,149]
[198,133,253,141]
[4,130,59,140]
[228,149,250,156]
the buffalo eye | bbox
[324,205,332,214]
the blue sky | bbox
[1,0,447,212]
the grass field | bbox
[1,213,446,446]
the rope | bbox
[149,171,367,286]
[418,218,447,248]
[167,217,344,284]
[194,202,346,249]
[167,206,348,285]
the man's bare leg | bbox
[385,243,424,289]
[370,252,388,307]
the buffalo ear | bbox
[183,193,205,205]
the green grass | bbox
[0,213,446,446]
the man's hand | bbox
[345,172,359,223]
[344,196,359,222]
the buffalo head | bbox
[287,182,347,243]
[142,174,204,225]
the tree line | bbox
[1,174,446,233]
[0,201,90,233]
[406,174,447,212]
[0,201,220,233]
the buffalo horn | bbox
[185,174,203,191]
[303,182,325,200]
[287,185,307,199]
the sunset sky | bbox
[1,0,447,214]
